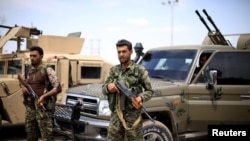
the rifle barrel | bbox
[141,107,155,123]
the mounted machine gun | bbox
[0,24,42,53]
[195,9,232,46]
[0,24,42,36]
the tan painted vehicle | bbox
[0,25,113,125]
[52,10,250,141]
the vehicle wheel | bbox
[143,120,173,141]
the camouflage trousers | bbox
[25,105,54,141]
[107,110,143,141]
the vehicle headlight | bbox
[98,100,111,116]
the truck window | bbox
[198,52,250,85]
[140,50,196,81]
[7,60,22,74]
[0,61,5,74]
[81,66,101,79]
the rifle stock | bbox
[18,74,49,118]
[116,80,155,123]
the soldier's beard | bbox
[31,60,41,67]
[31,62,37,67]
[119,57,130,65]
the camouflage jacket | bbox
[102,62,153,112]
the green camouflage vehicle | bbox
[52,9,250,141]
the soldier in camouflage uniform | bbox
[102,39,153,141]
[21,46,61,141]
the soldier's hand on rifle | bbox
[107,83,120,93]
[37,95,45,107]
[21,86,30,95]
[131,96,143,109]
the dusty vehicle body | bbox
[53,44,250,141]
[52,10,250,141]
[0,25,114,125]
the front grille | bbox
[66,93,99,116]
[53,103,85,138]
[53,104,73,121]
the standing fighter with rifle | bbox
[102,39,153,141]
[19,46,61,141]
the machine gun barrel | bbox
[203,9,229,45]
[0,25,16,29]
[195,10,211,32]
[116,80,155,123]
[18,74,49,118]
[202,9,219,32]
[196,9,230,46]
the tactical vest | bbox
[27,64,53,96]
[24,64,57,112]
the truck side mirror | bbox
[206,70,217,89]
[209,70,217,84]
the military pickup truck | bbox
[52,10,250,141]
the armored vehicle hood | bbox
[66,79,174,99]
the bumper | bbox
[53,103,110,141]
[54,116,110,141]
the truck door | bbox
[188,51,250,131]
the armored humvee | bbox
[52,9,250,141]
[0,25,114,125]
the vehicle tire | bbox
[143,120,173,141]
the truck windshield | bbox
[139,50,196,81]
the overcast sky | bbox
[0,0,249,64]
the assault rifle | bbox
[116,80,155,123]
[18,74,49,118]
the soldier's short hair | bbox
[30,46,44,55]
[116,39,132,51]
